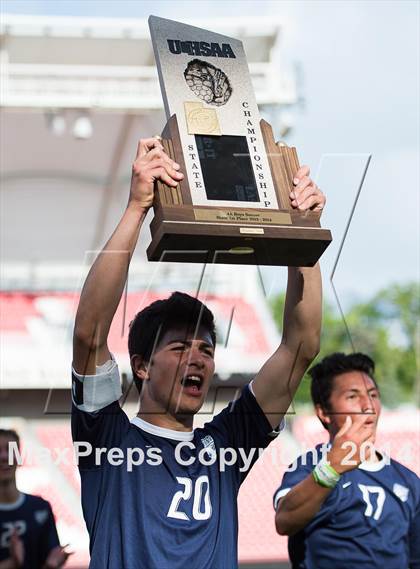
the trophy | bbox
[147,16,332,266]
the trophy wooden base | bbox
[147,222,330,266]
[147,206,330,266]
[146,115,332,267]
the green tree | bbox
[270,282,419,407]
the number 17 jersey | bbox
[273,444,420,569]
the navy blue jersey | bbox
[0,493,60,569]
[273,444,420,569]
[71,361,279,569]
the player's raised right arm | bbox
[72,138,183,375]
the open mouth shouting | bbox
[180,373,204,397]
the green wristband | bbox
[312,461,341,488]
[312,468,328,487]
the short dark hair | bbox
[128,291,216,394]
[308,352,377,429]
[0,429,20,448]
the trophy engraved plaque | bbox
[147,16,332,265]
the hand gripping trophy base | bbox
[146,115,332,267]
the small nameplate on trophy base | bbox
[146,16,332,266]
[193,209,292,225]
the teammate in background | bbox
[0,429,71,569]
[72,137,325,568]
[274,352,420,569]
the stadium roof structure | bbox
[0,14,296,110]
[1,13,297,271]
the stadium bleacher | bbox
[1,290,275,391]
[36,424,81,494]
[238,436,290,563]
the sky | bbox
[2,0,419,306]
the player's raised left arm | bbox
[252,166,325,428]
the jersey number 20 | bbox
[167,476,212,521]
